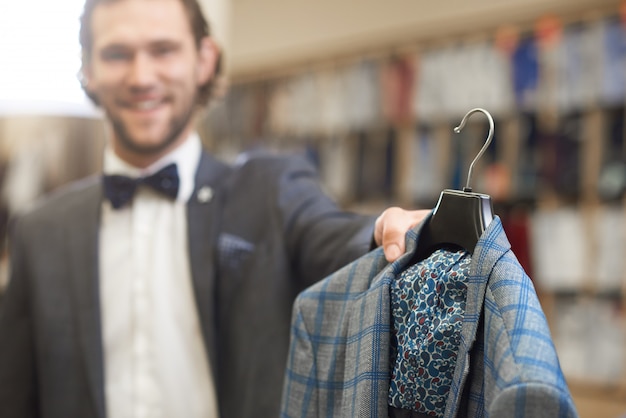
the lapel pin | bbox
[197,186,214,203]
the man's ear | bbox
[79,64,101,104]
[80,65,95,94]
[197,37,220,85]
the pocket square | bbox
[218,233,255,273]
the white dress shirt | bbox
[99,134,218,418]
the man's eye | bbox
[102,50,131,61]
[152,45,176,57]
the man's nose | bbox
[127,52,157,87]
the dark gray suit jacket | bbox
[0,151,375,418]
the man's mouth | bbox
[131,99,162,111]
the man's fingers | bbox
[385,243,402,262]
[375,208,430,262]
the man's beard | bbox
[107,96,196,156]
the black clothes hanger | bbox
[414,108,495,262]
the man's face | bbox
[84,0,215,167]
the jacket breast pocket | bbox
[217,233,255,277]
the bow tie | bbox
[103,163,180,209]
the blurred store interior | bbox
[0,0,626,416]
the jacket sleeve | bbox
[0,218,40,418]
[275,155,377,286]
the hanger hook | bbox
[453,107,494,192]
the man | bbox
[0,0,428,417]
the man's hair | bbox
[79,0,223,106]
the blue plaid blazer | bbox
[280,215,578,417]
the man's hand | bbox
[374,207,431,262]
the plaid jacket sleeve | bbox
[280,247,395,418]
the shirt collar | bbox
[103,133,202,203]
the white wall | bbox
[226,0,620,79]
[199,0,231,72]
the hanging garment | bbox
[280,214,577,418]
[511,37,540,111]
[388,247,471,417]
[410,125,445,205]
[343,59,382,132]
[414,49,446,123]
[381,54,415,126]
[600,18,626,106]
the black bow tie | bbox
[103,163,180,209]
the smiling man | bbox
[0,0,429,417]
[83,0,218,167]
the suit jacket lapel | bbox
[66,178,106,418]
[443,217,509,418]
[186,151,231,381]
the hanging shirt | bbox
[511,37,539,111]
[600,18,626,106]
[99,134,219,418]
